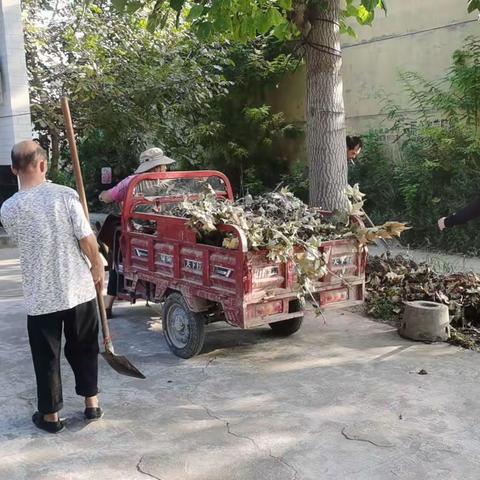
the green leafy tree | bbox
[468,0,480,13]
[23,0,231,186]
[23,0,73,178]
[107,0,389,210]
[195,41,300,195]
[111,0,480,210]
[24,0,299,198]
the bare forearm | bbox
[80,234,102,265]
[80,234,105,286]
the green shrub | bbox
[197,42,301,196]
[368,298,398,323]
[351,37,480,255]
[281,159,309,203]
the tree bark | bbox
[305,0,347,211]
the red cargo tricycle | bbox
[101,171,366,358]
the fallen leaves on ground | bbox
[366,254,480,350]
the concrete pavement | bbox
[2,247,480,480]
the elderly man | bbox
[0,140,104,433]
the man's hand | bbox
[438,217,446,231]
[90,261,105,288]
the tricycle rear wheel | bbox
[269,299,303,336]
[163,293,206,358]
[269,317,303,336]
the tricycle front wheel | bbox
[163,293,206,359]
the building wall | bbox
[0,0,31,165]
[0,0,31,205]
[267,0,479,134]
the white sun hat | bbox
[135,147,175,174]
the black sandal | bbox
[32,412,65,434]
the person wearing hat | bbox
[99,147,175,318]
[99,147,175,204]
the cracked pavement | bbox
[2,246,480,479]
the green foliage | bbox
[468,0,480,13]
[23,1,225,192]
[192,41,301,196]
[450,330,477,350]
[397,38,480,128]
[343,0,386,30]
[368,298,397,323]
[110,0,388,41]
[25,0,300,200]
[201,103,298,196]
[107,0,477,212]
[351,37,480,254]
[281,159,309,203]
[48,169,76,189]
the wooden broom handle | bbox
[61,97,113,350]
[61,97,89,220]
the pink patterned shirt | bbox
[108,175,136,203]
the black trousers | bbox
[27,299,100,414]
[107,269,118,297]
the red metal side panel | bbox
[239,250,301,329]
[180,247,204,285]
[312,238,367,309]
[209,251,238,294]
[129,237,150,272]
[315,282,365,309]
[248,251,286,292]
[157,217,197,243]
[154,243,175,278]
[319,239,364,283]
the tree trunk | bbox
[305,1,347,211]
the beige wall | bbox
[267,0,479,134]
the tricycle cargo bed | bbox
[120,214,303,329]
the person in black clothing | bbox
[438,197,480,230]
[347,136,363,164]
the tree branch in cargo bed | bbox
[165,185,408,300]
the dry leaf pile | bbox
[366,255,480,349]
[164,185,408,299]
